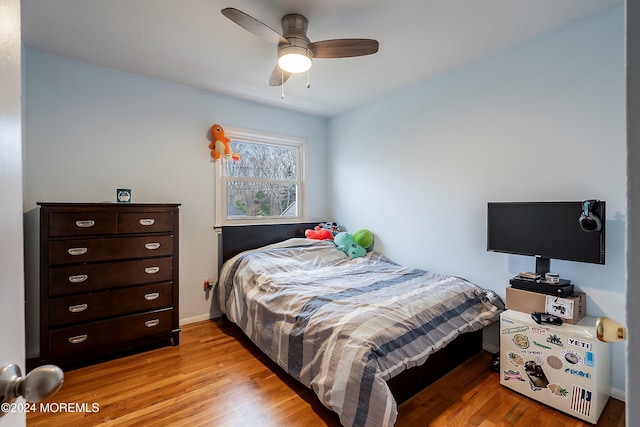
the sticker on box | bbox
[562,349,582,367]
[546,296,574,319]
[584,351,595,367]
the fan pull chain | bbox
[281,70,285,99]
[307,68,310,89]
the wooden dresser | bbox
[36,202,180,367]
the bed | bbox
[217,223,503,427]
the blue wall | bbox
[328,5,626,397]
[23,49,328,333]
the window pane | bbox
[225,141,297,180]
[227,181,298,218]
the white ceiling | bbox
[21,0,622,117]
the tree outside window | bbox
[214,127,305,226]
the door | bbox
[0,0,26,425]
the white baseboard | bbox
[179,313,216,326]
[483,343,500,354]
[610,387,626,402]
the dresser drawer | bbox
[49,212,117,237]
[118,212,174,234]
[50,308,173,359]
[50,256,173,296]
[50,282,173,327]
[49,235,173,265]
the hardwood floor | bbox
[27,319,625,426]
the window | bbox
[214,126,306,226]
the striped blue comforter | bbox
[218,238,502,427]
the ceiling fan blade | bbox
[269,65,292,87]
[308,39,379,58]
[221,8,289,45]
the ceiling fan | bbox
[221,7,379,87]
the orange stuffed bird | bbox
[209,124,240,161]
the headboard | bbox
[220,222,317,264]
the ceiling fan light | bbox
[277,46,312,73]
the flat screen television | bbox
[487,201,605,276]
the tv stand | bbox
[535,256,551,277]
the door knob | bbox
[596,317,627,342]
[0,364,63,416]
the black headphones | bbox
[579,200,602,232]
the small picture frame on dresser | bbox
[117,188,131,203]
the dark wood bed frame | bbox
[219,223,484,404]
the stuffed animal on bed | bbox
[305,221,342,240]
[209,124,241,162]
[320,221,342,236]
[334,232,368,258]
[305,226,334,240]
[353,229,374,250]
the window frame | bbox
[214,126,307,227]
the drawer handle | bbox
[145,319,160,328]
[145,266,160,274]
[139,219,155,226]
[144,292,160,301]
[75,220,95,228]
[145,242,161,250]
[68,334,88,344]
[67,247,88,256]
[68,303,88,313]
[68,274,88,283]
